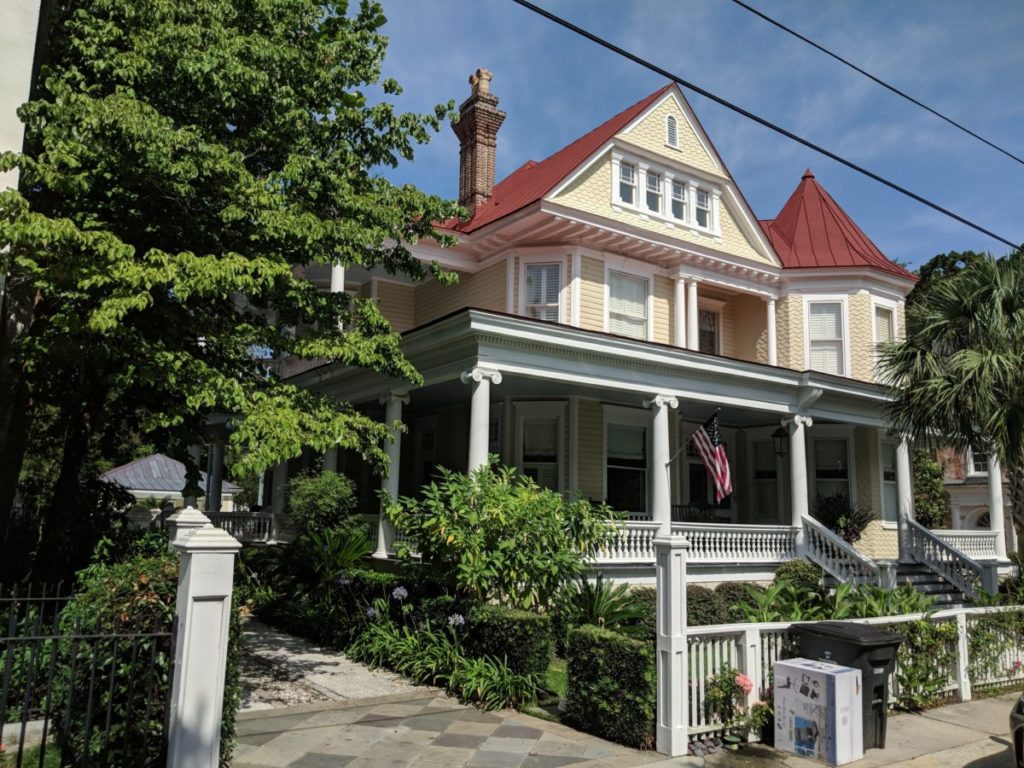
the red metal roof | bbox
[441,84,674,233]
[761,169,915,281]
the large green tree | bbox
[0,0,459,550]
[880,252,1024,551]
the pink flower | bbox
[1014,660,1022,670]
[735,674,753,695]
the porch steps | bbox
[895,563,968,608]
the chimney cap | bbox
[470,68,494,96]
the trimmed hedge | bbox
[687,585,728,626]
[632,586,657,637]
[774,560,824,593]
[715,581,765,622]
[563,625,655,749]
[465,604,552,676]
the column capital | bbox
[783,414,814,429]
[644,394,679,410]
[378,391,410,407]
[461,366,502,386]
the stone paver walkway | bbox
[233,693,655,768]
[242,618,430,707]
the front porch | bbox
[280,309,1012,595]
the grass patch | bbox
[545,657,567,699]
[1,743,63,768]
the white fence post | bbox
[655,534,690,757]
[955,611,972,702]
[743,627,762,717]
[166,505,209,551]
[166,511,242,768]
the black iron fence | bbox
[0,584,173,767]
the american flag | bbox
[690,412,732,503]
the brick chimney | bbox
[452,68,506,211]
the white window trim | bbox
[515,401,566,492]
[878,437,899,528]
[870,296,900,380]
[966,446,989,477]
[604,262,654,342]
[603,405,652,506]
[803,295,851,376]
[665,114,679,149]
[808,426,858,509]
[518,254,568,323]
[608,149,721,238]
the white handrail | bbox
[802,515,881,585]
[932,530,1000,561]
[594,521,796,564]
[907,519,986,598]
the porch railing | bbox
[802,515,881,586]
[932,529,1001,561]
[907,519,989,598]
[207,512,274,544]
[594,520,797,565]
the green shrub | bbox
[716,582,764,621]
[813,493,873,544]
[386,462,617,610]
[563,625,655,749]
[687,585,728,626]
[774,560,824,593]
[465,604,552,677]
[286,471,359,538]
[894,620,957,710]
[632,587,657,637]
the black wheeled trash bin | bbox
[794,621,904,750]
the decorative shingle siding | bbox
[775,295,804,371]
[576,398,604,501]
[852,427,898,560]
[580,256,605,332]
[551,157,773,267]
[857,520,899,560]
[616,97,724,179]
[848,291,875,382]
[375,281,415,333]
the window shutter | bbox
[526,264,560,322]
[609,271,647,337]
[666,115,678,147]
[875,307,893,344]
[809,303,842,340]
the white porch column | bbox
[645,395,679,535]
[654,534,690,756]
[786,415,812,552]
[685,279,699,351]
[766,298,778,366]
[373,391,409,560]
[207,438,225,514]
[330,262,345,293]
[270,460,287,540]
[673,278,686,348]
[167,513,241,768]
[896,437,914,561]
[461,366,502,472]
[988,454,1009,560]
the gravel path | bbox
[239,618,435,712]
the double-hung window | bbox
[808,302,845,375]
[814,438,850,502]
[619,163,637,206]
[753,440,779,522]
[608,271,648,339]
[645,171,662,214]
[521,418,560,490]
[606,423,647,513]
[524,263,561,322]
[969,446,989,475]
[698,309,719,355]
[671,180,686,221]
[881,441,898,524]
[695,189,711,228]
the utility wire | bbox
[510,0,1022,253]
[729,0,1024,168]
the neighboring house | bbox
[935,446,1017,556]
[269,71,1008,593]
[102,453,241,525]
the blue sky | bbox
[374,0,1024,269]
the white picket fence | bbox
[685,605,1024,740]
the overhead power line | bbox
[510,0,1022,253]
[728,0,1024,168]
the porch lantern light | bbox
[772,426,788,457]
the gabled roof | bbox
[760,170,915,281]
[101,453,240,495]
[443,84,674,234]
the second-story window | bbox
[695,189,711,228]
[619,163,636,205]
[645,171,662,213]
[671,180,686,221]
[525,263,561,322]
[609,270,648,339]
[808,301,845,375]
[698,309,719,354]
[969,446,989,475]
